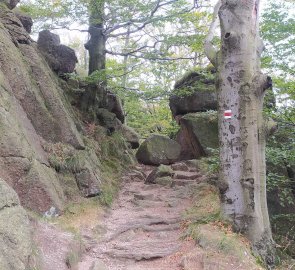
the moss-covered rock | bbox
[154,176,174,186]
[169,70,217,118]
[136,134,181,165]
[145,164,174,184]
[68,80,125,125]
[96,108,121,133]
[182,183,261,269]
[119,124,140,149]
[0,7,133,214]
[177,111,218,159]
[0,178,33,270]
[75,164,102,198]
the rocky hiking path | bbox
[78,163,203,270]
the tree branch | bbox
[107,63,143,79]
[106,39,164,56]
[105,0,178,35]
[106,1,194,38]
[106,49,194,61]
[49,26,89,33]
[204,0,221,67]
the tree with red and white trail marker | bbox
[205,0,275,267]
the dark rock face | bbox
[169,71,217,118]
[37,30,78,75]
[16,12,33,33]
[1,0,20,9]
[136,134,181,165]
[175,128,196,160]
[176,112,219,159]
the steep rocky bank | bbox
[0,2,135,214]
[0,2,136,268]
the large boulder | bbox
[37,30,78,75]
[0,179,33,270]
[169,70,217,118]
[177,112,218,159]
[136,134,181,165]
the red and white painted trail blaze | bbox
[224,110,232,119]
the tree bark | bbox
[85,25,106,76]
[206,0,275,266]
[85,0,106,77]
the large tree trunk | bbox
[85,0,106,77]
[85,25,106,76]
[206,0,275,266]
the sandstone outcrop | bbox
[177,112,218,159]
[67,80,125,129]
[169,70,217,118]
[170,69,218,159]
[0,6,32,44]
[0,6,134,213]
[38,30,78,75]
[136,134,181,165]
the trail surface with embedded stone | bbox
[78,163,203,270]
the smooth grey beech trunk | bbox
[205,0,275,266]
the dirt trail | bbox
[78,163,202,270]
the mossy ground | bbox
[182,182,262,269]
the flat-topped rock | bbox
[169,70,217,118]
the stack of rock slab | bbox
[169,69,219,160]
